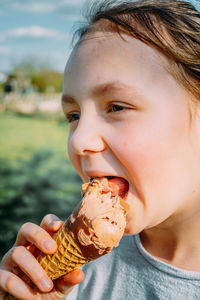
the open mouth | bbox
[108,176,129,200]
[107,176,129,200]
[89,176,129,200]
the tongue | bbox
[107,177,129,198]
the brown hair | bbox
[73,0,200,101]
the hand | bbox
[0,214,84,299]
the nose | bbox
[68,117,106,155]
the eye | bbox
[66,112,80,123]
[107,102,132,113]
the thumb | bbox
[54,269,84,294]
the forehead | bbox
[63,31,174,98]
[65,31,169,71]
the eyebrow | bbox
[62,81,141,104]
[91,81,133,97]
[61,94,77,105]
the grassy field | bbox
[0,112,82,258]
[0,113,68,163]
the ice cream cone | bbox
[4,177,129,299]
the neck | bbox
[140,209,200,271]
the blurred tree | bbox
[7,59,63,94]
[31,68,63,93]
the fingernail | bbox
[53,221,63,230]
[40,277,52,290]
[43,239,56,251]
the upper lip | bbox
[84,170,129,186]
[84,170,124,179]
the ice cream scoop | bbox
[65,176,129,259]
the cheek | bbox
[110,110,192,199]
[112,129,167,193]
[111,127,193,229]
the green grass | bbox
[0,113,69,163]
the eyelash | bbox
[66,103,131,123]
[66,112,80,123]
[106,103,129,113]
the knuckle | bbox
[46,213,55,219]
[43,214,58,225]
[11,246,25,261]
[43,214,53,222]
[34,227,47,241]
[5,275,16,292]
[40,214,61,230]
[51,213,60,221]
[20,222,32,232]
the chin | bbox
[124,225,139,236]
[123,217,149,235]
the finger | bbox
[0,269,41,300]
[40,214,63,233]
[54,269,84,294]
[15,222,57,254]
[2,246,53,293]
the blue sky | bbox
[0,0,199,74]
[0,0,87,74]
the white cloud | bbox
[0,26,70,42]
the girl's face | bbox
[62,32,200,234]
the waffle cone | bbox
[37,224,91,280]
